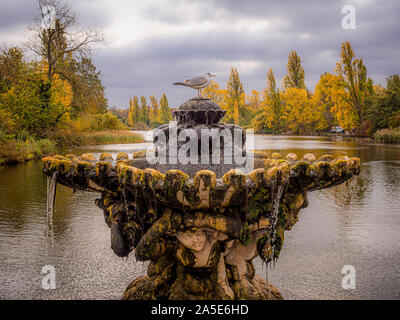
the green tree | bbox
[264,68,283,132]
[335,41,370,133]
[140,96,149,125]
[128,95,140,126]
[367,74,400,130]
[0,47,73,136]
[283,51,305,89]
[68,57,108,116]
[159,93,172,124]
[149,95,159,126]
[226,67,244,125]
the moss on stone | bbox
[81,153,96,162]
[271,152,282,159]
[193,170,217,188]
[116,152,129,160]
[222,169,246,187]
[133,150,146,158]
[100,152,113,161]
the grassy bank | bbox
[52,130,144,147]
[0,130,144,165]
[0,137,57,165]
[373,127,400,144]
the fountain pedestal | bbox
[42,98,360,300]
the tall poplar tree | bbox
[283,51,305,89]
[226,67,244,125]
[335,41,370,133]
[159,93,172,124]
[140,96,149,125]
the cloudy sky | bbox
[0,0,399,108]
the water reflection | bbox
[0,135,399,299]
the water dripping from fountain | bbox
[46,172,57,254]
[46,173,57,230]
[268,184,285,268]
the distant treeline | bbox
[198,41,400,137]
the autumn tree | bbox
[25,0,105,126]
[281,88,315,134]
[263,69,284,132]
[283,51,305,89]
[68,57,107,116]
[226,67,245,125]
[159,94,172,124]
[149,95,159,126]
[202,81,226,105]
[128,96,140,126]
[140,96,149,125]
[334,41,371,133]
[27,0,103,81]
[0,46,73,136]
[313,72,342,131]
[367,74,400,130]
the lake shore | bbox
[0,130,144,166]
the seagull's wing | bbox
[183,76,207,86]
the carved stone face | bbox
[177,229,207,252]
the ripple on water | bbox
[1,137,400,299]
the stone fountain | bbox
[42,97,360,300]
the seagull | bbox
[173,72,216,97]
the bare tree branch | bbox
[25,0,104,81]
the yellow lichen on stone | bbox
[252,151,269,158]
[302,153,316,162]
[164,170,189,185]
[56,159,74,174]
[75,161,96,175]
[141,168,164,186]
[247,168,267,186]
[262,158,278,169]
[317,154,333,162]
[100,152,113,161]
[290,161,311,175]
[42,156,57,172]
[116,161,130,176]
[81,153,96,162]
[193,170,217,188]
[222,169,245,187]
[312,161,331,177]
[129,167,144,184]
[286,153,297,162]
[277,162,290,181]
[331,158,348,175]
[349,157,361,171]
[133,150,147,158]
[96,161,112,176]
[54,155,67,160]
[116,152,129,161]
[266,166,278,181]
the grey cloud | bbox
[1,0,399,108]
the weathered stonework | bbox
[42,150,360,300]
[42,97,360,300]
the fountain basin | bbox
[42,151,360,300]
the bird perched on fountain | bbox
[173,73,216,98]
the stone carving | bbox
[42,97,360,300]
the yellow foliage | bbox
[280,88,314,134]
[51,73,73,121]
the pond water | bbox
[1,135,399,299]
